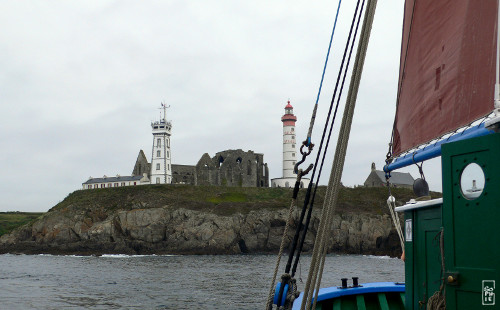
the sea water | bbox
[0,254,404,309]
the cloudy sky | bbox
[0,0,442,212]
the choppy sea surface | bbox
[0,254,404,309]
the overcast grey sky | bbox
[0,0,442,212]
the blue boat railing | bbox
[384,123,494,173]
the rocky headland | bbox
[0,185,426,256]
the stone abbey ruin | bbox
[132,149,269,187]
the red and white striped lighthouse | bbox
[271,100,309,188]
[281,101,297,179]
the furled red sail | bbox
[392,0,498,156]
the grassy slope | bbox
[51,184,441,216]
[0,212,44,237]
[1,185,441,236]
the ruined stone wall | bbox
[207,149,269,187]
[132,150,151,177]
[134,149,269,187]
[171,165,196,185]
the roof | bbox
[285,100,293,109]
[373,170,414,185]
[83,175,144,184]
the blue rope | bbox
[306,0,343,146]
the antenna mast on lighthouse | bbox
[160,102,170,121]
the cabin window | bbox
[460,163,485,200]
[156,163,160,170]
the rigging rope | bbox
[289,0,365,281]
[305,0,343,147]
[387,195,404,250]
[301,1,378,308]
[266,167,312,310]
[269,0,366,307]
[272,2,360,305]
[426,229,446,309]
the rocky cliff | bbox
[0,185,414,256]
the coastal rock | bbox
[0,203,401,256]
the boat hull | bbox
[291,282,405,310]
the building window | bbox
[157,150,161,157]
[167,138,170,147]
[108,183,111,188]
[292,144,295,148]
[157,138,161,147]
[121,182,125,186]
[94,184,98,189]
[156,163,160,170]
[134,182,137,185]
[88,185,92,189]
[291,128,294,132]
[292,135,295,139]
[168,164,170,171]
[156,177,160,184]
[292,153,295,157]
[167,151,169,158]
[114,183,118,187]
[101,184,104,188]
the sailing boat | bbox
[268,0,500,309]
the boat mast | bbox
[487,0,500,129]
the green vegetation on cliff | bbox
[0,212,44,237]
[51,184,440,216]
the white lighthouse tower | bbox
[150,103,172,184]
[271,100,310,188]
[282,101,297,178]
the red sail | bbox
[392,0,497,156]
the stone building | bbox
[171,164,196,185]
[131,149,269,187]
[132,150,151,177]
[363,162,414,188]
[82,104,269,189]
[195,149,269,187]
